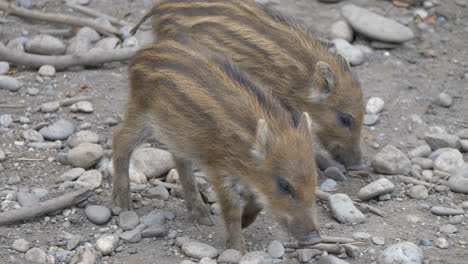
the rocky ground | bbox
[0,0,467,263]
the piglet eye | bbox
[338,112,354,127]
[276,177,295,196]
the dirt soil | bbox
[0,0,467,263]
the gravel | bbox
[0,61,9,74]
[12,238,30,253]
[333,38,364,65]
[434,92,453,107]
[366,97,385,114]
[431,206,464,216]
[119,211,140,231]
[85,205,111,225]
[218,249,243,264]
[95,235,119,255]
[25,248,47,263]
[239,251,273,264]
[341,4,414,43]
[39,119,75,140]
[59,168,85,182]
[41,101,60,113]
[181,241,218,259]
[329,193,366,224]
[407,185,429,200]
[0,114,13,127]
[330,20,354,42]
[358,178,395,200]
[433,148,464,173]
[0,76,21,91]
[141,224,167,238]
[68,130,100,148]
[38,65,56,77]
[67,143,104,169]
[132,148,174,178]
[75,169,102,189]
[424,133,460,150]
[372,145,411,175]
[267,240,285,258]
[377,242,423,264]
[408,145,432,158]
[22,129,44,142]
[25,34,66,55]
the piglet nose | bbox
[300,231,322,246]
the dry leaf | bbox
[392,0,410,8]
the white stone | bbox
[132,147,174,178]
[0,61,9,75]
[333,39,364,66]
[358,178,395,200]
[95,235,119,255]
[330,20,354,42]
[366,97,385,114]
[181,241,218,259]
[67,143,104,169]
[75,170,102,189]
[377,242,423,264]
[25,35,66,55]
[0,76,21,91]
[38,65,56,77]
[372,145,411,175]
[12,238,30,253]
[433,149,464,173]
[329,193,366,224]
[448,164,468,194]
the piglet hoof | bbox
[299,231,322,246]
[197,215,215,226]
[192,202,215,226]
[227,240,246,254]
[241,210,261,228]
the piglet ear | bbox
[308,61,337,102]
[251,119,269,158]
[298,112,314,137]
[336,53,352,73]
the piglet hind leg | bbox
[175,157,215,226]
[112,111,151,210]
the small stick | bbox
[344,241,365,246]
[58,96,93,106]
[398,175,434,188]
[0,189,92,225]
[284,236,355,248]
[0,104,25,108]
[66,3,131,28]
[17,157,44,161]
[0,2,119,36]
[39,28,75,37]
[308,243,344,254]
[354,202,387,218]
[320,236,355,244]
[427,173,450,192]
[316,189,387,218]
[0,43,138,70]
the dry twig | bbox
[0,43,138,70]
[0,2,119,36]
[58,96,93,106]
[0,189,92,225]
[316,189,387,217]
[398,175,434,188]
[66,3,131,28]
